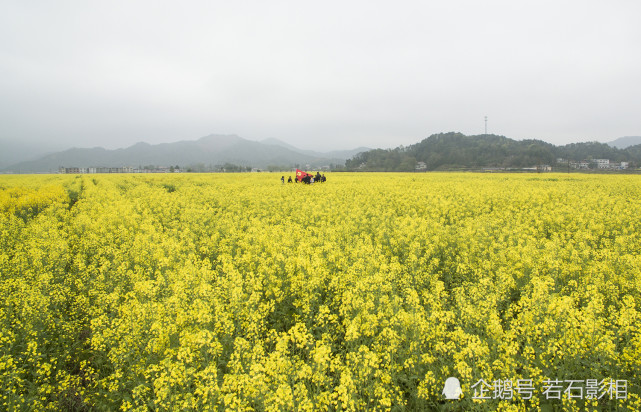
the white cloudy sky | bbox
[1,0,640,151]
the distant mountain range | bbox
[0,139,64,169]
[260,138,370,160]
[606,136,641,149]
[1,135,371,173]
[2,133,640,173]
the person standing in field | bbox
[288,176,293,183]
[281,176,285,184]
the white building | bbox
[595,159,610,169]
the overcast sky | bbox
[1,0,640,151]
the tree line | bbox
[345,132,641,171]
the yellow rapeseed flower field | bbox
[0,172,640,410]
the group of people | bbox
[281,171,327,184]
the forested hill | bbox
[345,132,641,171]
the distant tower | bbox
[484,116,488,135]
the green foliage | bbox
[346,132,641,171]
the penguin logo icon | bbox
[442,377,462,400]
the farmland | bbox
[1,172,640,410]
